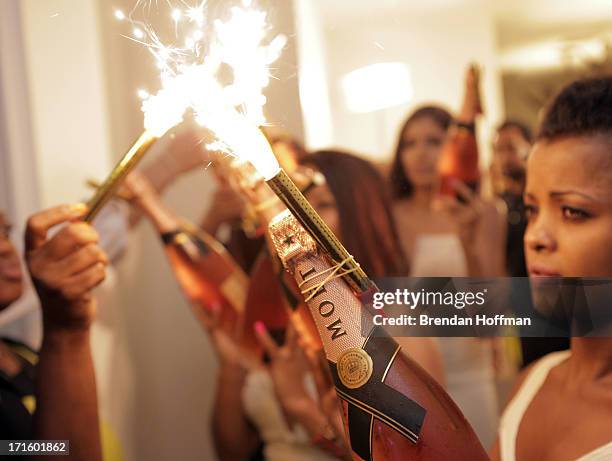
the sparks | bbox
[211,6,287,125]
[193,5,285,178]
[114,9,126,20]
[186,1,206,28]
[118,1,284,177]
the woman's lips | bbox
[528,265,561,277]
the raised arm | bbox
[25,204,106,461]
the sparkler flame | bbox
[199,3,285,178]
[185,1,206,28]
[118,0,285,178]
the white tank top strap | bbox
[499,350,571,461]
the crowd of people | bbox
[1,68,611,461]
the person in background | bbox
[491,120,570,368]
[388,67,506,448]
[490,120,532,278]
[492,76,612,461]
[390,69,506,278]
[0,205,107,461]
[300,150,445,382]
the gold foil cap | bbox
[269,210,318,268]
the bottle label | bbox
[293,248,368,363]
[269,210,427,457]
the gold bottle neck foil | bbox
[266,169,372,293]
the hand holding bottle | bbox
[256,320,351,459]
[433,179,484,245]
[306,348,352,460]
[255,320,314,414]
[203,302,253,369]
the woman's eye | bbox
[426,137,442,148]
[524,204,537,219]
[402,140,415,150]
[562,206,590,220]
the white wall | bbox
[294,0,334,150]
[298,3,504,165]
[20,0,113,207]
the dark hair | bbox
[301,151,407,277]
[537,76,612,141]
[389,105,452,198]
[497,119,533,144]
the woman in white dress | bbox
[388,69,507,448]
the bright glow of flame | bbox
[171,9,181,22]
[116,1,283,177]
[114,9,126,21]
[189,66,280,179]
[212,7,287,125]
[186,1,206,28]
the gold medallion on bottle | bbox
[337,347,373,389]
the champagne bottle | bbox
[224,159,324,352]
[269,210,489,461]
[438,64,482,196]
[133,185,249,334]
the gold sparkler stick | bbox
[84,131,157,222]
[86,179,132,201]
[266,169,371,293]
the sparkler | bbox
[85,2,205,222]
[84,132,156,221]
[167,2,368,291]
[89,0,367,295]
[83,46,191,222]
